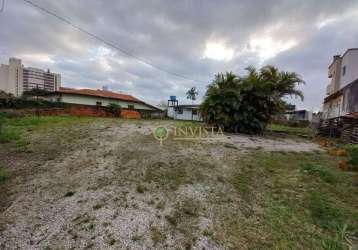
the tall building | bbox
[0,57,61,97]
[323,48,358,119]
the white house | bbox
[45,87,160,111]
[323,48,358,119]
[167,104,202,121]
[285,110,313,122]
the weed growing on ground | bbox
[301,162,339,183]
[308,192,346,231]
[0,166,9,183]
[150,225,166,245]
[136,184,145,193]
[64,191,75,197]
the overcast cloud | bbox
[1,0,358,110]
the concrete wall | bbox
[174,109,202,121]
[167,106,175,118]
[342,80,358,115]
[341,49,358,88]
[47,93,154,110]
[0,64,9,93]
[35,105,141,119]
[323,95,344,119]
[328,56,342,94]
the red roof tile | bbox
[58,87,143,103]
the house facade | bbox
[167,104,202,121]
[323,48,358,119]
[285,110,313,122]
[45,87,160,112]
[0,57,61,97]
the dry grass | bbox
[0,116,357,249]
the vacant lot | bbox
[0,116,357,250]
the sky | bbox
[1,0,358,110]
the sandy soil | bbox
[0,120,322,250]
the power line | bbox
[0,0,5,12]
[21,0,205,83]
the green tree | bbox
[186,87,199,120]
[200,66,304,134]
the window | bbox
[128,104,135,109]
[96,101,102,106]
[342,66,346,76]
[192,109,198,115]
[177,107,183,114]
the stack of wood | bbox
[318,114,358,144]
[341,118,358,144]
[318,117,343,138]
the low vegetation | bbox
[268,123,315,138]
[0,166,10,183]
[345,144,358,170]
[0,116,357,249]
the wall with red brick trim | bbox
[31,104,141,119]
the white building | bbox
[285,110,312,122]
[45,87,160,111]
[323,48,358,119]
[0,57,61,97]
[167,104,202,121]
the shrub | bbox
[344,144,358,170]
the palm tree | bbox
[186,87,199,104]
[186,87,199,120]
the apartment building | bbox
[0,57,61,97]
[323,48,358,119]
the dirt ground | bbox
[0,119,332,249]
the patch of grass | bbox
[0,129,20,143]
[150,225,165,245]
[93,203,105,210]
[301,162,339,184]
[0,115,95,145]
[268,123,314,137]
[308,192,346,231]
[107,237,116,246]
[345,144,358,170]
[215,151,358,249]
[156,200,165,210]
[229,167,257,203]
[0,167,10,183]
[165,215,177,227]
[144,162,189,190]
[165,198,200,248]
[87,223,95,231]
[64,191,75,197]
[131,233,142,241]
[320,224,351,250]
[136,184,145,193]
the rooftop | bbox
[58,87,143,103]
